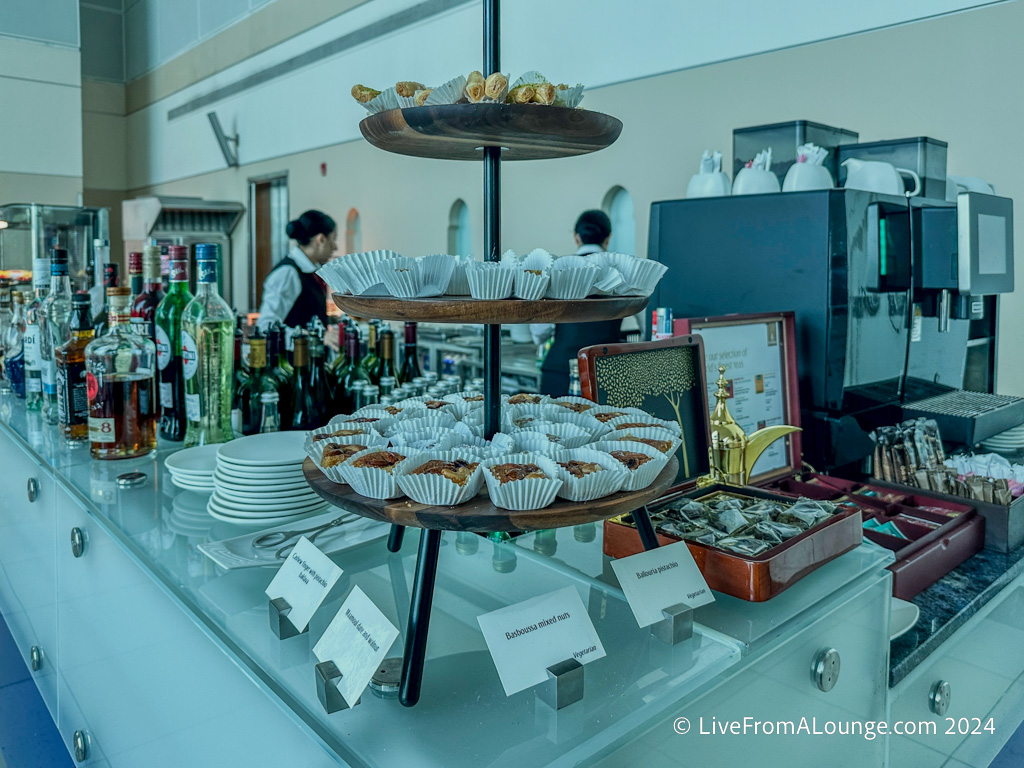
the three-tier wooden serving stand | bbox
[306,0,675,707]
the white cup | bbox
[732,167,781,196]
[686,172,732,198]
[783,163,834,192]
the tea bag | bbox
[709,507,751,535]
[744,500,783,521]
[709,496,746,512]
[779,498,834,528]
[716,537,771,556]
[755,520,804,541]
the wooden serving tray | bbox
[603,483,863,602]
[303,456,678,533]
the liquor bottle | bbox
[85,287,157,459]
[308,331,331,426]
[399,321,422,384]
[159,245,171,293]
[362,322,380,383]
[267,324,294,427]
[41,249,74,424]
[130,245,164,341]
[24,255,50,410]
[182,244,235,447]
[238,330,279,435]
[338,329,369,414]
[259,390,281,433]
[568,359,582,397]
[127,251,143,300]
[0,284,12,369]
[289,334,315,430]
[378,328,398,383]
[56,292,95,441]
[329,326,355,413]
[4,291,26,398]
[90,238,110,321]
[155,246,193,441]
[92,262,120,336]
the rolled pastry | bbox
[507,85,535,104]
[351,84,381,104]
[396,81,426,98]
[484,72,508,101]
[414,88,433,107]
[531,82,556,105]
[465,70,485,103]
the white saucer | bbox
[214,486,318,503]
[171,475,214,492]
[890,597,920,640]
[214,466,305,482]
[213,476,310,493]
[206,504,325,527]
[165,444,221,474]
[210,493,326,515]
[217,432,308,466]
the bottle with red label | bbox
[85,286,157,459]
[131,244,164,341]
[154,245,193,441]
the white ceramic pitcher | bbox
[842,158,921,197]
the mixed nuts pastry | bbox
[410,458,480,487]
[423,400,449,410]
[554,401,592,413]
[344,416,381,424]
[609,450,653,471]
[320,443,366,468]
[312,428,365,442]
[558,460,604,478]
[620,435,673,453]
[489,462,547,484]
[614,421,658,430]
[509,393,542,405]
[351,450,406,473]
[594,411,627,423]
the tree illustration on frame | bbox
[595,346,697,476]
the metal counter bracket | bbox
[269,596,306,640]
[536,658,584,710]
[650,602,693,645]
[316,661,360,714]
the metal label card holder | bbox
[535,658,584,711]
[316,661,361,714]
[269,596,307,640]
[650,602,693,645]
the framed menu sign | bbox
[675,312,802,483]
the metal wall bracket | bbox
[536,658,584,711]
[269,596,306,640]
[929,680,951,716]
[316,661,360,714]
[650,602,693,645]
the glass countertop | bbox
[0,400,749,768]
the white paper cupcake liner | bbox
[592,266,625,296]
[553,448,628,502]
[481,452,563,511]
[336,250,402,295]
[380,255,421,297]
[386,411,458,436]
[505,393,551,407]
[316,259,351,295]
[544,408,610,440]
[514,269,550,300]
[304,426,387,468]
[442,391,486,417]
[547,396,597,415]
[505,402,549,427]
[605,413,682,437]
[520,421,592,449]
[587,440,669,492]
[416,254,456,296]
[393,396,459,419]
[467,262,515,299]
[446,260,472,295]
[521,249,554,272]
[553,83,584,109]
[606,426,683,457]
[500,249,520,267]
[612,255,669,297]
[547,260,599,299]
[364,88,399,115]
[329,411,405,436]
[394,450,485,505]
[387,428,465,453]
[511,71,548,89]
[338,447,407,499]
[512,433,570,456]
[424,75,468,106]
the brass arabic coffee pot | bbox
[706,365,801,486]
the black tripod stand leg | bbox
[633,506,661,551]
[399,528,442,707]
[387,524,405,553]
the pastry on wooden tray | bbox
[320,443,366,468]
[558,459,604,478]
[489,462,547,484]
[351,84,380,103]
[396,81,425,98]
[351,450,406,473]
[609,450,653,471]
[593,411,627,423]
[312,428,366,442]
[508,393,543,405]
[619,435,674,453]
[410,458,480,487]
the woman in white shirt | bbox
[257,210,337,332]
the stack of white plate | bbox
[210,432,327,526]
[165,445,219,492]
[981,424,1024,454]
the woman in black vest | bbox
[257,209,337,331]
[535,210,623,396]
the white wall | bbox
[125,0,998,189]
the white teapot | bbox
[842,158,921,197]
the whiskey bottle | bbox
[56,292,96,441]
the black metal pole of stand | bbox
[398,0,501,708]
[387,524,405,552]
[633,505,661,551]
[482,0,501,439]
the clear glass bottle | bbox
[259,390,280,433]
[85,287,157,459]
[130,244,165,342]
[155,246,193,441]
[56,292,95,441]
[182,244,235,446]
[0,284,13,367]
[4,291,26,398]
[41,249,74,424]
[24,255,50,410]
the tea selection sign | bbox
[609,541,714,627]
[264,536,344,633]
[477,586,605,696]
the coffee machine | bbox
[647,187,1017,471]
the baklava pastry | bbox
[484,72,508,100]
[465,70,485,102]
[395,450,486,506]
[532,82,556,105]
[507,85,535,104]
[351,84,381,103]
[395,81,425,98]
[320,443,366,468]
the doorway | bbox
[248,173,289,310]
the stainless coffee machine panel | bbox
[957,192,1014,297]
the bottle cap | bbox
[128,252,143,273]
[168,245,188,258]
[195,243,220,261]
[103,262,119,287]
[94,238,110,247]
[260,391,279,403]
[405,321,417,344]
[50,249,69,275]
[142,245,162,280]
[72,291,91,307]
[107,286,131,297]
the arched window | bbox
[602,186,635,255]
[447,199,471,257]
[345,207,361,254]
